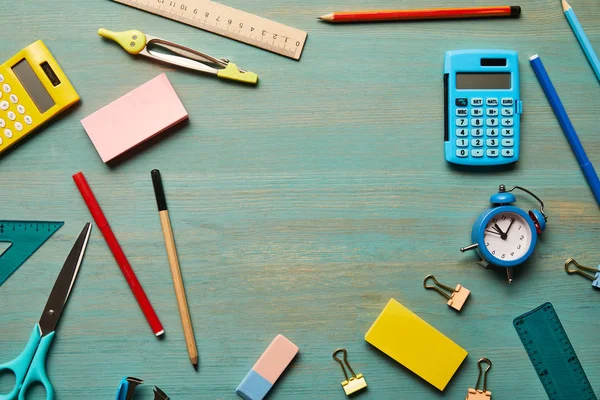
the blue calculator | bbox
[444,50,522,166]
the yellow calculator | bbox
[0,40,79,155]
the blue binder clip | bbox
[565,258,600,289]
[116,377,169,400]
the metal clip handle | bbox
[474,358,492,392]
[565,258,598,281]
[423,275,455,300]
[332,349,358,381]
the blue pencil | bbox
[562,0,600,84]
[529,54,600,206]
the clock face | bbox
[483,211,532,262]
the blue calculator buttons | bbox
[502,139,514,146]
[472,118,483,127]
[501,118,514,126]
[487,149,499,157]
[456,108,468,116]
[486,98,499,106]
[471,149,484,157]
[501,108,514,116]
[456,98,468,107]
[486,108,499,116]
[486,118,498,127]
[471,128,483,137]
[471,138,483,147]
[456,118,468,127]
[501,98,514,106]
[502,128,514,136]
[456,128,468,137]
[456,139,468,147]
[471,108,483,116]
[486,129,498,137]
[471,98,483,106]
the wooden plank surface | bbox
[1,0,600,398]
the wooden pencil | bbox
[151,169,199,369]
[562,0,600,84]
[319,6,521,23]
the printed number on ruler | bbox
[113,0,308,60]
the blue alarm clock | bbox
[461,185,547,283]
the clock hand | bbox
[494,223,508,240]
[505,218,515,234]
[485,229,501,236]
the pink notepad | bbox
[81,73,188,162]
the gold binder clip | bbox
[332,349,367,396]
[466,358,492,400]
[565,258,600,289]
[424,274,471,311]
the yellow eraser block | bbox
[364,298,468,391]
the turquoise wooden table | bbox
[2,0,600,398]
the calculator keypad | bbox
[450,96,518,164]
[0,74,35,149]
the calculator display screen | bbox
[455,73,511,90]
[12,59,55,113]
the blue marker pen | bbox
[530,54,600,206]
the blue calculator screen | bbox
[456,73,511,90]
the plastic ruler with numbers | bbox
[513,302,597,400]
[111,0,307,60]
[0,220,63,285]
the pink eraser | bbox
[81,73,188,162]
[253,334,299,384]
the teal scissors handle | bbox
[0,325,55,400]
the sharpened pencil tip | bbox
[319,13,334,21]
[193,363,198,371]
[562,0,571,11]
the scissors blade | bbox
[38,223,92,336]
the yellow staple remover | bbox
[98,28,258,84]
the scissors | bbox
[116,377,169,400]
[0,223,92,400]
[98,28,258,85]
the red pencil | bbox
[73,171,165,337]
[319,6,521,23]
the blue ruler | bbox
[513,302,597,400]
[0,220,63,285]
